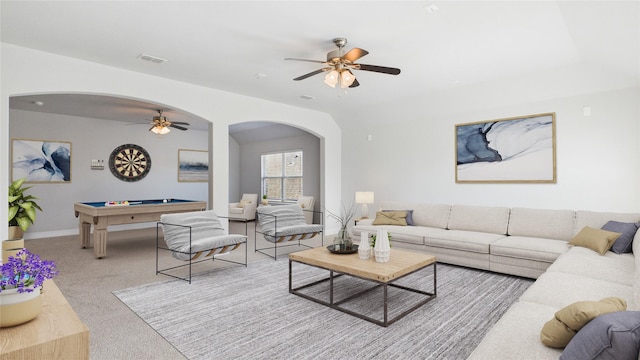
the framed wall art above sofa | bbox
[455,112,556,183]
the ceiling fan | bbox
[285,37,401,89]
[148,110,190,135]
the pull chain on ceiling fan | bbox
[285,37,401,89]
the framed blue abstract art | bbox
[178,149,208,182]
[455,113,556,183]
[12,139,72,183]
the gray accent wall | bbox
[229,132,321,215]
[9,109,209,237]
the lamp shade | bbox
[355,191,374,204]
[324,70,339,88]
[340,70,356,88]
[151,126,170,135]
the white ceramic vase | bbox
[374,229,391,263]
[358,231,370,260]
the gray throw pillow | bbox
[382,209,414,225]
[560,311,640,360]
[601,221,639,254]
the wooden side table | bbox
[0,279,89,360]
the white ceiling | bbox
[2,1,639,131]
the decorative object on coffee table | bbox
[358,231,371,259]
[326,201,358,251]
[374,229,391,262]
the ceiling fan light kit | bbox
[146,109,190,135]
[151,125,170,135]
[287,37,401,89]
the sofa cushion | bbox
[372,211,407,226]
[520,271,634,309]
[447,205,510,234]
[546,246,635,286]
[490,236,569,263]
[560,311,640,360]
[569,226,621,255]
[352,224,425,245]
[426,230,505,254]
[508,207,576,241]
[541,297,627,348]
[380,201,451,229]
[467,301,562,360]
[382,209,414,225]
[602,221,639,254]
[575,210,640,235]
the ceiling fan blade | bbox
[343,48,369,63]
[357,64,401,75]
[149,125,156,131]
[170,121,190,125]
[170,124,188,131]
[349,78,360,88]
[285,58,326,64]
[293,68,326,81]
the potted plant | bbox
[326,201,358,251]
[8,178,42,238]
[261,194,268,205]
[0,248,58,327]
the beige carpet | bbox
[24,221,318,360]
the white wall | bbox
[342,86,640,213]
[1,43,344,241]
[10,109,209,237]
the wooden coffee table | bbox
[289,247,436,327]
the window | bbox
[261,150,302,201]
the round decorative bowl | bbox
[327,244,359,254]
[0,287,42,328]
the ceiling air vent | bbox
[137,53,168,64]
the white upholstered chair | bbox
[255,204,323,259]
[228,194,258,221]
[156,210,247,283]
[296,196,315,224]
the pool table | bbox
[74,199,206,258]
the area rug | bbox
[113,257,533,360]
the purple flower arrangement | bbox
[0,249,58,293]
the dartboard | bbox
[109,144,151,182]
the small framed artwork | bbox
[12,139,72,183]
[178,149,209,182]
[455,113,556,183]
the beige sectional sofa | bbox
[352,201,640,359]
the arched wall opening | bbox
[1,43,343,240]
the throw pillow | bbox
[560,311,640,360]
[541,297,627,348]
[569,226,622,255]
[238,199,252,208]
[372,211,407,226]
[601,221,639,254]
[382,209,414,225]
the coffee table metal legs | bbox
[289,260,437,327]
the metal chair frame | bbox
[255,209,323,260]
[156,216,248,283]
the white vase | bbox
[374,229,390,263]
[0,287,42,327]
[358,231,370,260]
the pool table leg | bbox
[79,222,91,249]
[93,230,107,259]
[93,218,108,259]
